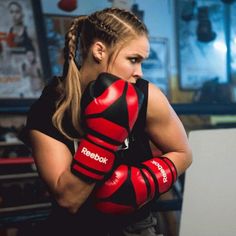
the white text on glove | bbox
[81,147,108,164]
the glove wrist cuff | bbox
[71,139,115,181]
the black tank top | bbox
[118,78,153,165]
[21,78,153,236]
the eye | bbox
[129,57,139,64]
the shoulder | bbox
[148,82,167,103]
[22,78,74,149]
[41,77,61,98]
[146,82,173,124]
[134,79,172,124]
[28,80,57,118]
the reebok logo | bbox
[81,147,108,164]
[151,160,168,183]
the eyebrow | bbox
[129,54,147,60]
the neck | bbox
[79,61,105,92]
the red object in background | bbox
[58,0,77,12]
[0,32,16,48]
[0,157,34,165]
[6,33,16,48]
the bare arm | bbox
[146,83,192,176]
[29,130,95,213]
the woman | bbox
[21,47,44,96]
[8,1,34,54]
[21,7,192,236]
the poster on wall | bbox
[0,0,46,99]
[230,2,236,102]
[177,0,227,90]
[142,37,170,98]
[44,14,75,77]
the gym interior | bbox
[0,0,236,235]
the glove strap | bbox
[142,156,177,195]
[72,139,114,181]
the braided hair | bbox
[53,8,148,140]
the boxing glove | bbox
[94,156,177,214]
[71,73,143,182]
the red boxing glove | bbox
[71,73,143,182]
[94,156,177,214]
[142,157,177,194]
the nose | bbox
[134,64,143,79]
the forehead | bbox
[118,36,150,58]
[9,4,21,12]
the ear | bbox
[91,41,107,63]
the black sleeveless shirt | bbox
[21,78,153,236]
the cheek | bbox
[110,61,133,79]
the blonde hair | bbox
[53,8,148,140]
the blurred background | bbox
[0,0,236,236]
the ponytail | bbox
[52,16,86,140]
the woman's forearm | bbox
[54,170,96,213]
[162,150,192,176]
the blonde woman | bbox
[21,8,192,236]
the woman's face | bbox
[108,35,150,83]
[9,4,23,24]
